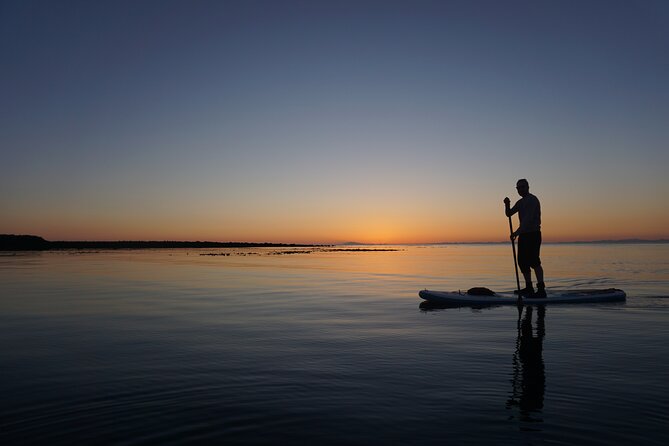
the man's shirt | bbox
[510,193,541,234]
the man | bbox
[504,179,546,298]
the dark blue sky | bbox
[2,1,668,241]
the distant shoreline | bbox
[1,234,667,251]
[0,235,324,251]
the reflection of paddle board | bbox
[419,288,626,306]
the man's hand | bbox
[503,197,510,206]
[510,231,518,241]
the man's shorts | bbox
[518,231,542,270]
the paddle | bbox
[508,214,522,305]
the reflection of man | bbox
[504,179,546,298]
[507,306,546,421]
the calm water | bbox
[1,244,668,445]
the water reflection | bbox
[507,305,546,426]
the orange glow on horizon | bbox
[9,217,668,245]
[4,192,668,244]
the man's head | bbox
[516,179,530,197]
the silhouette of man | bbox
[504,179,546,298]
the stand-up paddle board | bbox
[419,288,626,306]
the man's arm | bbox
[504,197,520,239]
[504,197,518,217]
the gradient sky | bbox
[2,0,668,243]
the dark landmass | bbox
[0,235,322,251]
[0,235,50,250]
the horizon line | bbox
[2,234,668,247]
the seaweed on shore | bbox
[199,247,402,257]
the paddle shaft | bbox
[508,215,522,300]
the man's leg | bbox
[533,232,545,290]
[533,265,546,297]
[517,234,534,294]
[534,265,544,284]
[521,266,533,291]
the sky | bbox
[2,0,668,243]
